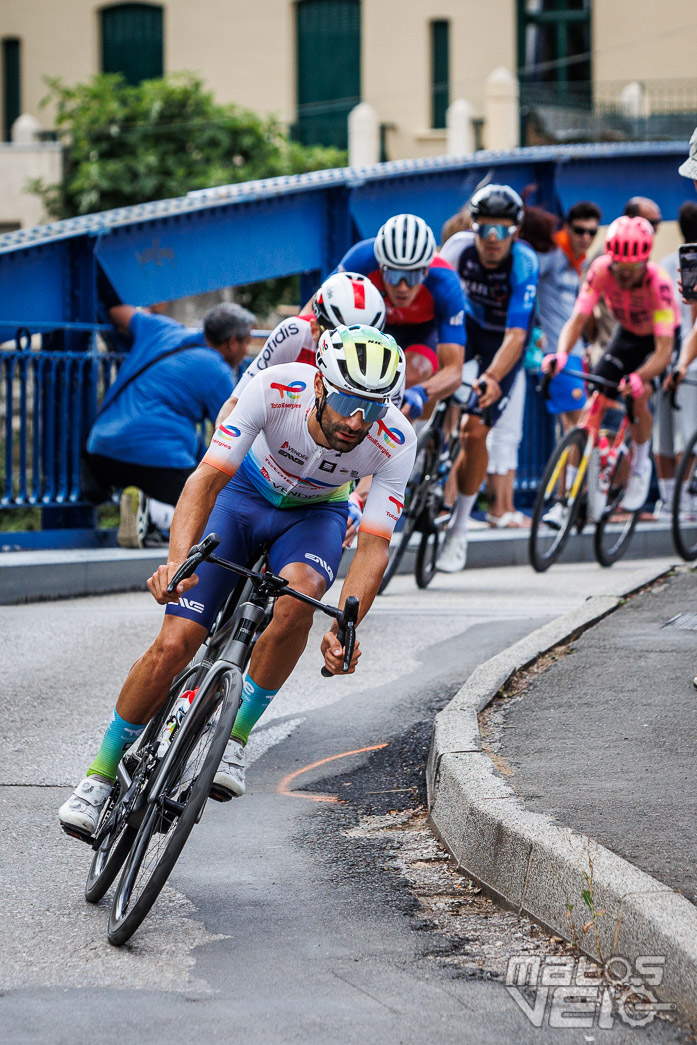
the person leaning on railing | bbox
[82,302,255,548]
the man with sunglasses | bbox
[436,184,539,571]
[543,216,679,514]
[533,201,602,436]
[337,213,466,419]
[59,324,416,839]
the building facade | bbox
[1,0,696,225]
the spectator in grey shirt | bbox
[521,201,601,430]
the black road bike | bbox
[379,374,487,594]
[83,534,358,946]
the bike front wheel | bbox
[107,667,242,947]
[594,447,639,567]
[529,427,587,573]
[672,427,697,561]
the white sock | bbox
[451,493,477,537]
[658,477,675,505]
[148,498,175,532]
[631,440,650,475]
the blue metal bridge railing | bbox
[0,142,690,547]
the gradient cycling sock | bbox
[231,676,280,745]
[87,707,146,783]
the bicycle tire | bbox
[378,428,438,594]
[529,427,587,573]
[107,668,242,946]
[415,527,445,588]
[594,446,639,566]
[672,427,697,561]
[84,678,191,905]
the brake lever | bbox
[321,596,359,678]
[166,532,221,595]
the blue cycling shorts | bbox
[166,470,348,631]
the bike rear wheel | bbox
[107,668,242,946]
[529,427,587,572]
[594,446,639,566]
[672,427,697,561]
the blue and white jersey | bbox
[440,231,539,334]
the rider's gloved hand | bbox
[541,351,568,375]
[347,492,363,528]
[343,491,364,549]
[402,384,428,420]
[619,371,644,399]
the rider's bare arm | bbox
[215,395,238,428]
[148,463,231,604]
[420,341,465,400]
[556,310,589,360]
[636,333,674,384]
[485,327,527,383]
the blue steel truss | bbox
[0,141,689,546]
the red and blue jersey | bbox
[337,239,466,347]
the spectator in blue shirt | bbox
[84,302,254,547]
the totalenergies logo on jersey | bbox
[376,419,406,449]
[218,423,241,439]
[270,381,306,401]
[386,495,404,522]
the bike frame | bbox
[544,373,632,515]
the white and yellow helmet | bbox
[315,324,405,399]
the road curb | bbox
[426,562,697,1025]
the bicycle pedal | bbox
[208,784,236,803]
[59,821,94,845]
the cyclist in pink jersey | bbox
[544,216,679,512]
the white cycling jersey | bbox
[234,315,316,398]
[203,362,417,541]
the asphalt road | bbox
[1,557,691,1044]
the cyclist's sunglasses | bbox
[570,224,599,238]
[323,381,388,422]
[472,221,517,241]
[610,260,646,271]
[381,265,428,288]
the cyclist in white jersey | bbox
[59,326,416,839]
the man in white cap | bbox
[679,127,697,187]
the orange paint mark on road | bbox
[277,744,389,803]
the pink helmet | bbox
[605,216,653,263]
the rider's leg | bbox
[247,561,326,694]
[627,387,653,472]
[449,417,490,535]
[87,615,206,783]
[234,496,347,742]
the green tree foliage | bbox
[30,73,346,219]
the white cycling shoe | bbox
[211,739,246,801]
[59,775,113,841]
[542,501,566,530]
[621,462,651,512]
[437,532,468,573]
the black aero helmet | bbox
[469,184,524,225]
